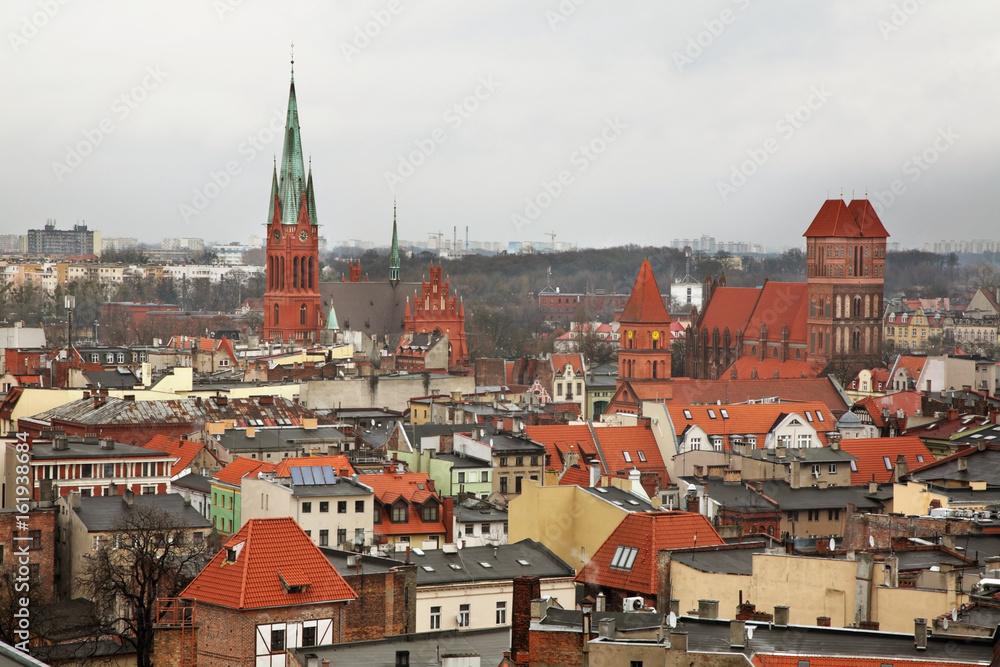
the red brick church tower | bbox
[263,59,322,344]
[803,199,889,364]
[612,259,673,404]
[404,263,468,368]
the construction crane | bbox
[428,231,444,250]
[544,230,556,244]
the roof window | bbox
[610,546,639,570]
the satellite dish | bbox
[746,626,755,640]
[667,611,677,629]
[829,537,836,551]
[869,535,875,548]
[952,608,959,622]
[942,617,949,630]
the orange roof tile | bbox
[181,517,356,609]
[669,377,851,416]
[838,436,933,484]
[728,356,827,380]
[847,199,891,238]
[558,464,592,487]
[550,353,586,376]
[753,657,960,667]
[213,456,277,487]
[143,434,209,477]
[576,512,724,594]
[620,260,671,324]
[743,282,810,344]
[593,426,667,479]
[698,286,760,339]
[272,455,355,478]
[526,425,598,471]
[666,402,834,447]
[803,199,889,239]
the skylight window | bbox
[850,461,858,472]
[422,566,435,572]
[517,559,530,566]
[638,451,647,462]
[805,411,813,422]
[816,411,825,422]
[883,456,892,470]
[708,409,717,419]
[916,455,924,462]
[611,546,639,570]
[683,410,692,420]
[595,487,608,494]
[623,452,632,463]
[479,562,492,568]
[720,409,729,419]
[449,563,462,570]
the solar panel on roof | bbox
[322,466,337,484]
[290,467,303,485]
[301,466,315,485]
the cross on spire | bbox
[290,42,295,81]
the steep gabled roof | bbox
[803,199,856,237]
[620,260,671,324]
[576,512,724,595]
[526,424,598,472]
[667,401,834,446]
[698,286,760,338]
[550,353,586,376]
[846,199,891,238]
[142,434,213,477]
[181,517,356,609]
[744,282,810,344]
[838,436,933,484]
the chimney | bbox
[123,488,134,506]
[69,490,81,510]
[958,456,968,472]
[946,408,959,421]
[774,605,789,627]
[869,480,879,494]
[893,454,909,482]
[669,631,688,652]
[828,432,841,450]
[776,445,787,458]
[589,461,602,487]
[698,599,719,620]
[246,426,255,439]
[216,395,228,406]
[595,592,605,612]
[670,599,680,616]
[817,616,831,627]
[597,618,616,640]
[100,438,115,450]
[38,480,53,507]
[729,620,746,648]
[511,576,540,664]
[53,436,68,451]
[914,618,928,650]
[885,555,899,587]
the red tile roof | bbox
[753,657,961,667]
[892,355,928,382]
[364,471,446,536]
[728,356,827,380]
[666,401,834,447]
[550,353,586,376]
[576,512,724,594]
[272,455,355,478]
[181,517,356,609]
[526,425,598,471]
[143,434,211,477]
[592,426,667,479]
[698,287,760,339]
[838,436,933,484]
[213,456,277,487]
[620,260,671,324]
[802,199,889,238]
[744,282,810,344]
[558,464,592,487]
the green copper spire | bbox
[277,57,310,226]
[325,302,339,330]
[389,199,400,285]
[266,158,279,223]
[305,160,318,227]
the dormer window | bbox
[391,503,408,523]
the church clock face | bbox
[299,230,309,243]
[272,229,281,242]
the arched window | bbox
[308,257,314,289]
[300,303,307,325]
[293,257,299,288]
[273,303,279,325]
[652,361,658,379]
[280,257,285,289]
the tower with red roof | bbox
[403,262,468,368]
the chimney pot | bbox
[958,457,968,472]
[595,592,605,612]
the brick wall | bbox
[0,506,56,605]
[529,626,590,667]
[843,512,982,551]
[511,575,540,666]
[341,564,416,641]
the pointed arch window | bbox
[300,304,307,325]
[280,257,285,289]
[293,257,299,288]
[308,257,314,289]
[274,303,279,325]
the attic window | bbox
[595,488,608,494]
[683,410,692,420]
[623,452,632,463]
[805,411,814,422]
[422,566,435,572]
[517,559,530,566]
[610,546,639,570]
[720,409,729,419]
[708,409,717,419]
[850,461,858,472]
[816,411,825,422]
[479,562,493,568]
[448,563,462,570]
[883,456,892,471]
[916,455,924,462]
[638,451,647,462]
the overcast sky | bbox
[3,1,999,251]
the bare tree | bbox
[77,504,215,667]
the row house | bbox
[1,431,172,506]
[363,469,447,550]
[454,428,546,498]
[210,456,277,535]
[884,308,952,350]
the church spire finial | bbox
[389,199,401,286]
[290,42,295,83]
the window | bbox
[828,464,837,474]
[465,523,475,535]
[720,409,729,419]
[481,522,491,534]
[141,485,155,495]
[302,625,316,647]
[81,464,92,479]
[395,651,410,667]
[807,510,820,521]
[777,435,792,448]
[610,545,639,570]
[319,529,329,547]
[623,451,632,463]
[787,510,799,521]
[422,504,439,522]
[193,532,204,546]
[374,503,382,523]
[302,501,312,513]
[392,505,408,523]
[811,464,821,477]
[458,604,470,627]
[496,600,507,625]
[103,463,115,477]
[338,501,347,514]
[430,606,441,629]
[883,456,892,470]
[708,409,716,419]
[499,457,508,467]
[355,500,365,513]
[631,662,644,667]
[337,528,346,545]
[638,450,646,462]
[712,437,723,452]
[683,409,692,419]
[270,628,285,653]
[689,437,702,451]
[530,456,539,466]
[500,477,508,494]
[515,456,524,467]
[319,501,329,513]
[457,471,466,483]
[26,530,41,550]
[828,509,840,521]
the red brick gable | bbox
[181,517,356,609]
[576,512,724,595]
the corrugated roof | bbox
[181,517,357,609]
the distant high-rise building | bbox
[26,221,99,256]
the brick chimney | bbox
[893,454,909,482]
[511,576,540,666]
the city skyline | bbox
[3,2,1000,250]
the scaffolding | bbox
[155,597,197,667]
